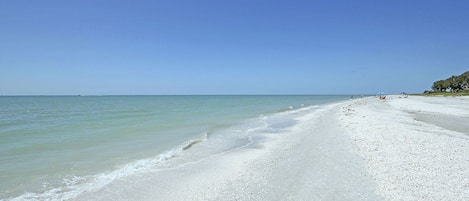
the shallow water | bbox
[0,95,349,200]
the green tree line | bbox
[431,71,469,92]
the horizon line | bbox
[0,93,376,97]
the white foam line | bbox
[8,103,330,201]
[8,134,211,201]
[149,135,255,173]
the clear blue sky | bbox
[1,0,468,95]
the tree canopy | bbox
[431,71,469,93]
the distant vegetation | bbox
[424,71,469,95]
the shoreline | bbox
[70,96,468,200]
[73,101,379,201]
[2,95,350,201]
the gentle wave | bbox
[8,133,209,201]
[1,96,349,201]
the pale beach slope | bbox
[74,96,468,201]
[341,95,469,201]
[73,102,379,201]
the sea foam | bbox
[9,133,209,201]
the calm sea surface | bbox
[0,95,349,200]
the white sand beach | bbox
[341,96,469,200]
[74,96,469,201]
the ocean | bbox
[0,95,349,200]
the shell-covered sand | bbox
[341,95,469,200]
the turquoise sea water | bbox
[0,95,349,200]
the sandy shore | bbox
[74,96,469,201]
[341,95,469,200]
